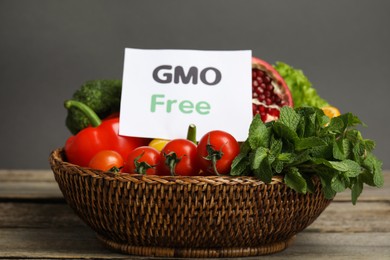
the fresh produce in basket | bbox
[148,138,170,151]
[88,150,124,172]
[197,130,240,175]
[251,57,294,122]
[65,80,122,134]
[61,58,383,204]
[231,106,383,204]
[159,138,200,176]
[64,100,149,167]
[124,146,160,175]
[322,105,341,119]
[53,55,385,258]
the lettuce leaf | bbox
[274,62,329,108]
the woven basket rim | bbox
[50,147,285,186]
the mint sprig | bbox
[231,106,384,204]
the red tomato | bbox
[65,117,150,167]
[125,146,160,175]
[197,130,240,175]
[159,139,199,176]
[88,150,124,172]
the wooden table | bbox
[1,170,389,259]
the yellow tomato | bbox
[322,105,341,119]
[148,139,170,151]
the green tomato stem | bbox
[169,159,176,176]
[186,124,197,144]
[137,165,146,175]
[211,155,221,176]
[163,152,180,176]
[64,100,102,127]
[205,134,223,176]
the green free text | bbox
[150,94,211,115]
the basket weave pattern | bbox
[49,148,331,257]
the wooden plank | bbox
[0,169,56,182]
[0,228,126,259]
[273,232,390,259]
[0,170,61,200]
[0,182,63,200]
[0,202,82,228]
[1,228,389,259]
[0,201,389,259]
[308,201,390,232]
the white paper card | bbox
[119,48,252,141]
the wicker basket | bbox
[49,148,332,258]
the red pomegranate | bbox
[251,57,293,122]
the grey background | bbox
[1,0,389,169]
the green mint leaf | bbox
[251,147,268,170]
[311,157,331,167]
[364,139,375,152]
[284,167,307,193]
[338,113,364,131]
[373,163,384,188]
[279,106,301,132]
[363,139,376,153]
[248,114,270,150]
[295,106,320,116]
[272,152,294,174]
[291,150,312,166]
[317,170,337,199]
[296,106,329,137]
[325,117,344,134]
[360,170,375,186]
[230,156,250,176]
[230,141,251,176]
[317,113,331,128]
[253,156,273,183]
[302,173,316,193]
[272,121,299,144]
[328,160,362,177]
[323,186,337,199]
[240,139,252,154]
[363,154,384,187]
[310,135,334,159]
[278,153,295,162]
[331,174,348,193]
[345,129,363,143]
[351,178,363,205]
[295,137,327,151]
[333,138,352,160]
[296,110,317,137]
[270,136,283,157]
[273,160,284,174]
[352,141,365,161]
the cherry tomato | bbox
[125,146,160,175]
[88,150,124,172]
[197,130,240,175]
[159,139,199,176]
